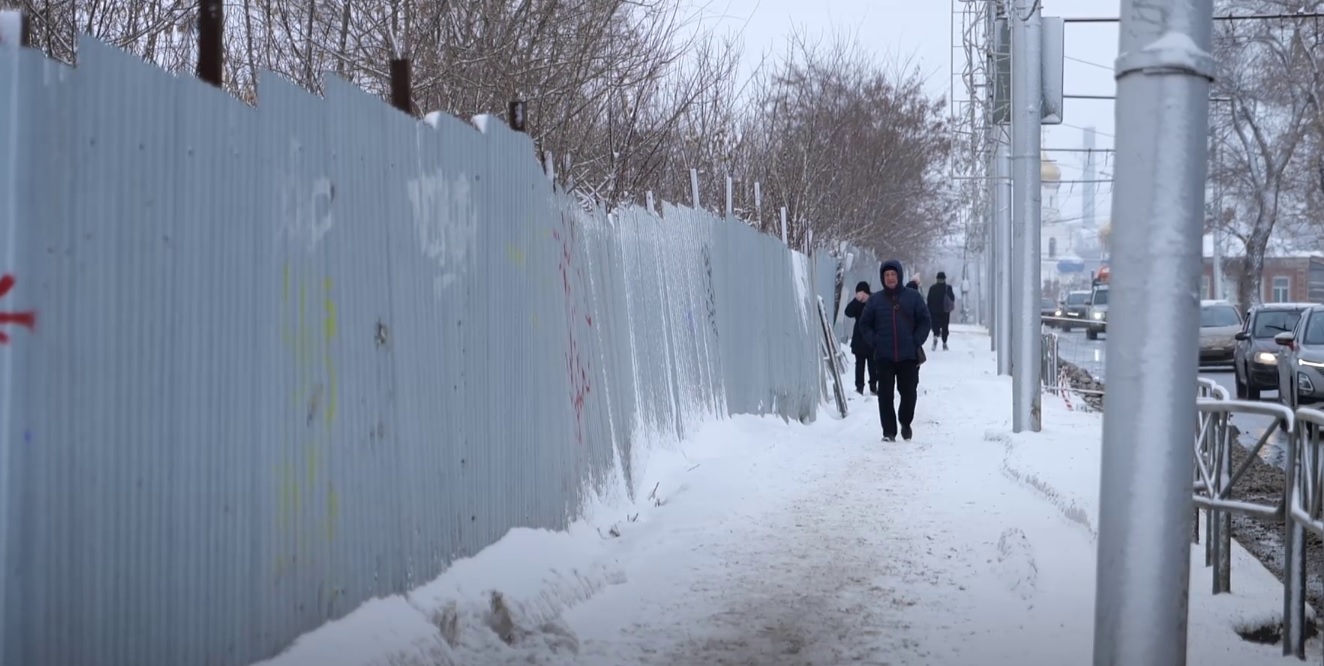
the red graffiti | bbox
[0,274,36,344]
[554,215,592,450]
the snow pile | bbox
[256,326,1310,666]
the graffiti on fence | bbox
[553,212,592,452]
[279,142,336,253]
[276,264,341,573]
[0,273,36,344]
[406,168,478,297]
[700,244,719,340]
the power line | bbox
[1065,55,1113,71]
[1063,12,1324,24]
[1059,123,1114,138]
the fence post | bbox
[689,168,700,210]
[195,0,224,88]
[389,58,413,116]
[0,10,28,47]
[724,175,733,219]
[646,191,655,215]
[754,181,763,229]
[1214,416,1231,593]
[779,207,788,245]
[542,151,556,186]
[507,99,525,132]
[1282,422,1307,658]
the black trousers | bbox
[931,312,951,344]
[853,351,876,392]
[876,359,920,437]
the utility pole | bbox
[1093,0,1214,663]
[1211,127,1223,300]
[996,130,1012,376]
[1082,127,1096,229]
[1010,0,1042,431]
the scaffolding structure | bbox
[949,0,1001,324]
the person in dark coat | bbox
[905,278,921,292]
[859,259,932,442]
[926,271,957,351]
[843,281,877,395]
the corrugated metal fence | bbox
[0,37,872,666]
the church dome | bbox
[1041,153,1061,182]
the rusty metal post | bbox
[196,0,224,88]
[389,58,412,116]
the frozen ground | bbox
[257,325,1313,666]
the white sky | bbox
[695,0,1122,228]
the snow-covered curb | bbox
[996,398,1101,543]
[997,387,1317,636]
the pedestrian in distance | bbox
[926,271,957,351]
[859,260,932,442]
[843,281,877,396]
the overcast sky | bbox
[696,0,1122,227]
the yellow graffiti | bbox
[276,263,340,574]
[506,243,526,266]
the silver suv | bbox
[1085,285,1108,340]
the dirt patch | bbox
[1223,438,1324,621]
[1055,359,1104,411]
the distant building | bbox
[1201,255,1324,305]
[1040,154,1104,299]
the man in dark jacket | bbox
[843,281,876,395]
[926,271,957,351]
[860,259,932,442]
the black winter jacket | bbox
[844,298,871,355]
[927,282,955,315]
[860,260,932,363]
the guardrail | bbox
[1039,329,1104,407]
[1193,386,1324,659]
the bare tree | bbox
[737,31,953,258]
[12,0,953,258]
[1211,1,1320,309]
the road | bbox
[1051,328,1288,467]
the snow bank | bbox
[252,420,742,666]
[999,373,1316,655]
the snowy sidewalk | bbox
[262,325,1307,666]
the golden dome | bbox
[1041,153,1061,182]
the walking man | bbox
[843,281,876,395]
[860,260,931,442]
[926,271,957,351]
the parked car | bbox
[1040,297,1057,324]
[1084,284,1108,340]
[1198,300,1243,367]
[1274,305,1324,412]
[1056,291,1091,332]
[1234,303,1311,400]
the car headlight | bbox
[1054,309,1062,316]
[1092,312,1103,320]
[1255,351,1277,364]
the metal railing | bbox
[1040,329,1060,392]
[1039,328,1104,408]
[1191,385,1324,659]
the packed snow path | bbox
[565,329,1093,664]
[264,325,1302,666]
